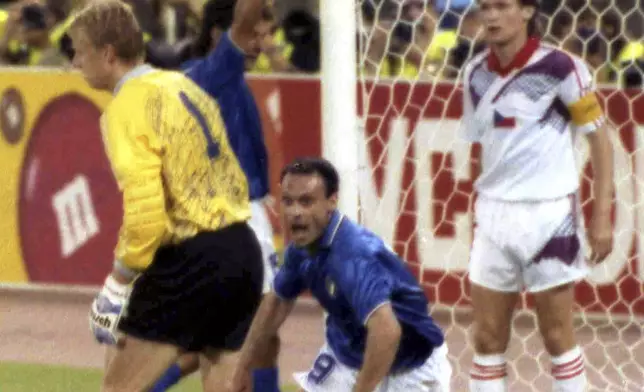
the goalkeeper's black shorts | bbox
[117,221,264,352]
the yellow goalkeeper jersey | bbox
[101,64,250,270]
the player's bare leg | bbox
[102,335,182,392]
[252,333,280,368]
[151,353,200,391]
[251,332,281,391]
[177,353,200,373]
[199,349,241,392]
[103,345,117,371]
[533,283,586,391]
[469,283,519,391]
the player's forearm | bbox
[354,320,402,392]
[586,126,614,214]
[238,293,294,368]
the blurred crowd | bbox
[0,0,642,87]
[0,0,320,71]
[361,0,644,88]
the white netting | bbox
[354,0,644,391]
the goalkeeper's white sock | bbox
[469,353,507,392]
[551,346,587,392]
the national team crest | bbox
[494,110,516,128]
[325,276,336,297]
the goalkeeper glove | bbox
[89,274,130,345]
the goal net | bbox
[353,0,643,391]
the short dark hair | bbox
[519,0,540,37]
[280,157,340,198]
[193,0,274,57]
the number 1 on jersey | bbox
[179,91,220,159]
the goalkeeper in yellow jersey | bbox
[69,1,264,390]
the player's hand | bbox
[587,212,613,264]
[89,274,130,345]
[227,364,252,392]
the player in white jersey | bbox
[459,1,614,391]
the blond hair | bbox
[69,0,144,62]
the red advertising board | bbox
[6,74,642,317]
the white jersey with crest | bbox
[459,38,605,201]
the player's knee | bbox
[267,334,281,357]
[102,370,119,391]
[472,321,510,354]
[176,353,200,375]
[539,322,575,356]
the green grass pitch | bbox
[0,362,298,391]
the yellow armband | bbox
[568,93,603,126]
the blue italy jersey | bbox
[182,32,269,200]
[274,211,444,372]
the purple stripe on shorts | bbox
[532,235,580,265]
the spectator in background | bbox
[544,10,574,47]
[615,42,644,88]
[621,59,643,88]
[360,0,409,77]
[407,1,446,79]
[360,0,443,79]
[584,35,613,84]
[576,7,597,38]
[599,10,626,63]
[447,7,483,78]
[273,0,317,22]
[280,9,319,73]
[0,1,21,64]
[0,1,68,66]
[433,0,473,29]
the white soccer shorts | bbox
[293,343,451,392]
[248,200,277,294]
[468,194,589,293]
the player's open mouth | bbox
[291,223,308,233]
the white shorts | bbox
[248,199,277,294]
[469,194,588,293]
[294,343,451,392]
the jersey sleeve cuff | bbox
[273,288,298,301]
[362,300,391,326]
[576,115,606,134]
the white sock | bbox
[469,353,507,392]
[551,346,587,392]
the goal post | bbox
[320,0,359,221]
[328,0,644,390]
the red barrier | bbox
[13,75,643,316]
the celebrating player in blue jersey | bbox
[228,158,452,392]
[151,1,279,391]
